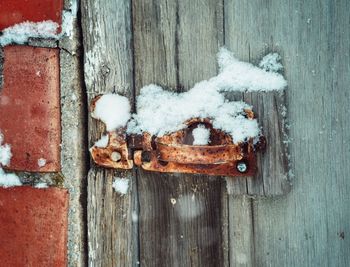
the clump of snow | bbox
[0,169,22,188]
[192,125,211,145]
[0,131,22,187]
[112,178,129,195]
[127,84,259,143]
[93,135,109,148]
[0,133,12,166]
[92,94,131,131]
[35,182,48,189]
[214,47,287,92]
[126,48,287,143]
[0,21,59,46]
[37,158,47,168]
[259,53,284,72]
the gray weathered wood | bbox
[225,0,350,266]
[224,57,291,196]
[133,0,228,265]
[81,1,138,266]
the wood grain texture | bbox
[81,1,138,266]
[224,53,291,195]
[133,0,228,266]
[225,0,350,266]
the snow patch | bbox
[35,182,48,189]
[92,94,131,131]
[0,169,22,188]
[192,125,210,145]
[126,48,286,143]
[0,21,59,46]
[37,158,47,168]
[112,178,129,195]
[89,48,286,145]
[259,53,284,72]
[127,84,259,143]
[0,133,12,166]
[214,47,287,92]
[93,135,109,148]
[0,131,22,187]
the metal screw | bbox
[236,161,248,173]
[111,152,121,162]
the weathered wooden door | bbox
[81,0,350,266]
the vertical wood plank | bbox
[81,1,138,266]
[224,5,291,196]
[225,0,350,266]
[133,0,228,265]
[228,196,254,267]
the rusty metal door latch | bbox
[90,98,266,177]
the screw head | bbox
[236,161,248,173]
[111,151,121,162]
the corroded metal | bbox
[134,150,256,176]
[90,131,133,169]
[89,96,264,176]
[133,116,262,176]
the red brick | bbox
[0,46,61,172]
[0,186,68,267]
[0,0,63,31]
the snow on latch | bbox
[192,125,211,145]
[92,94,131,131]
[90,48,286,145]
[0,131,22,187]
[93,135,109,148]
[112,178,129,195]
[126,48,286,143]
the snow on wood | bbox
[192,125,211,145]
[214,47,287,92]
[91,94,131,131]
[259,53,284,72]
[112,178,129,195]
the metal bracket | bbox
[90,98,266,177]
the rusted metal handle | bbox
[156,142,244,164]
